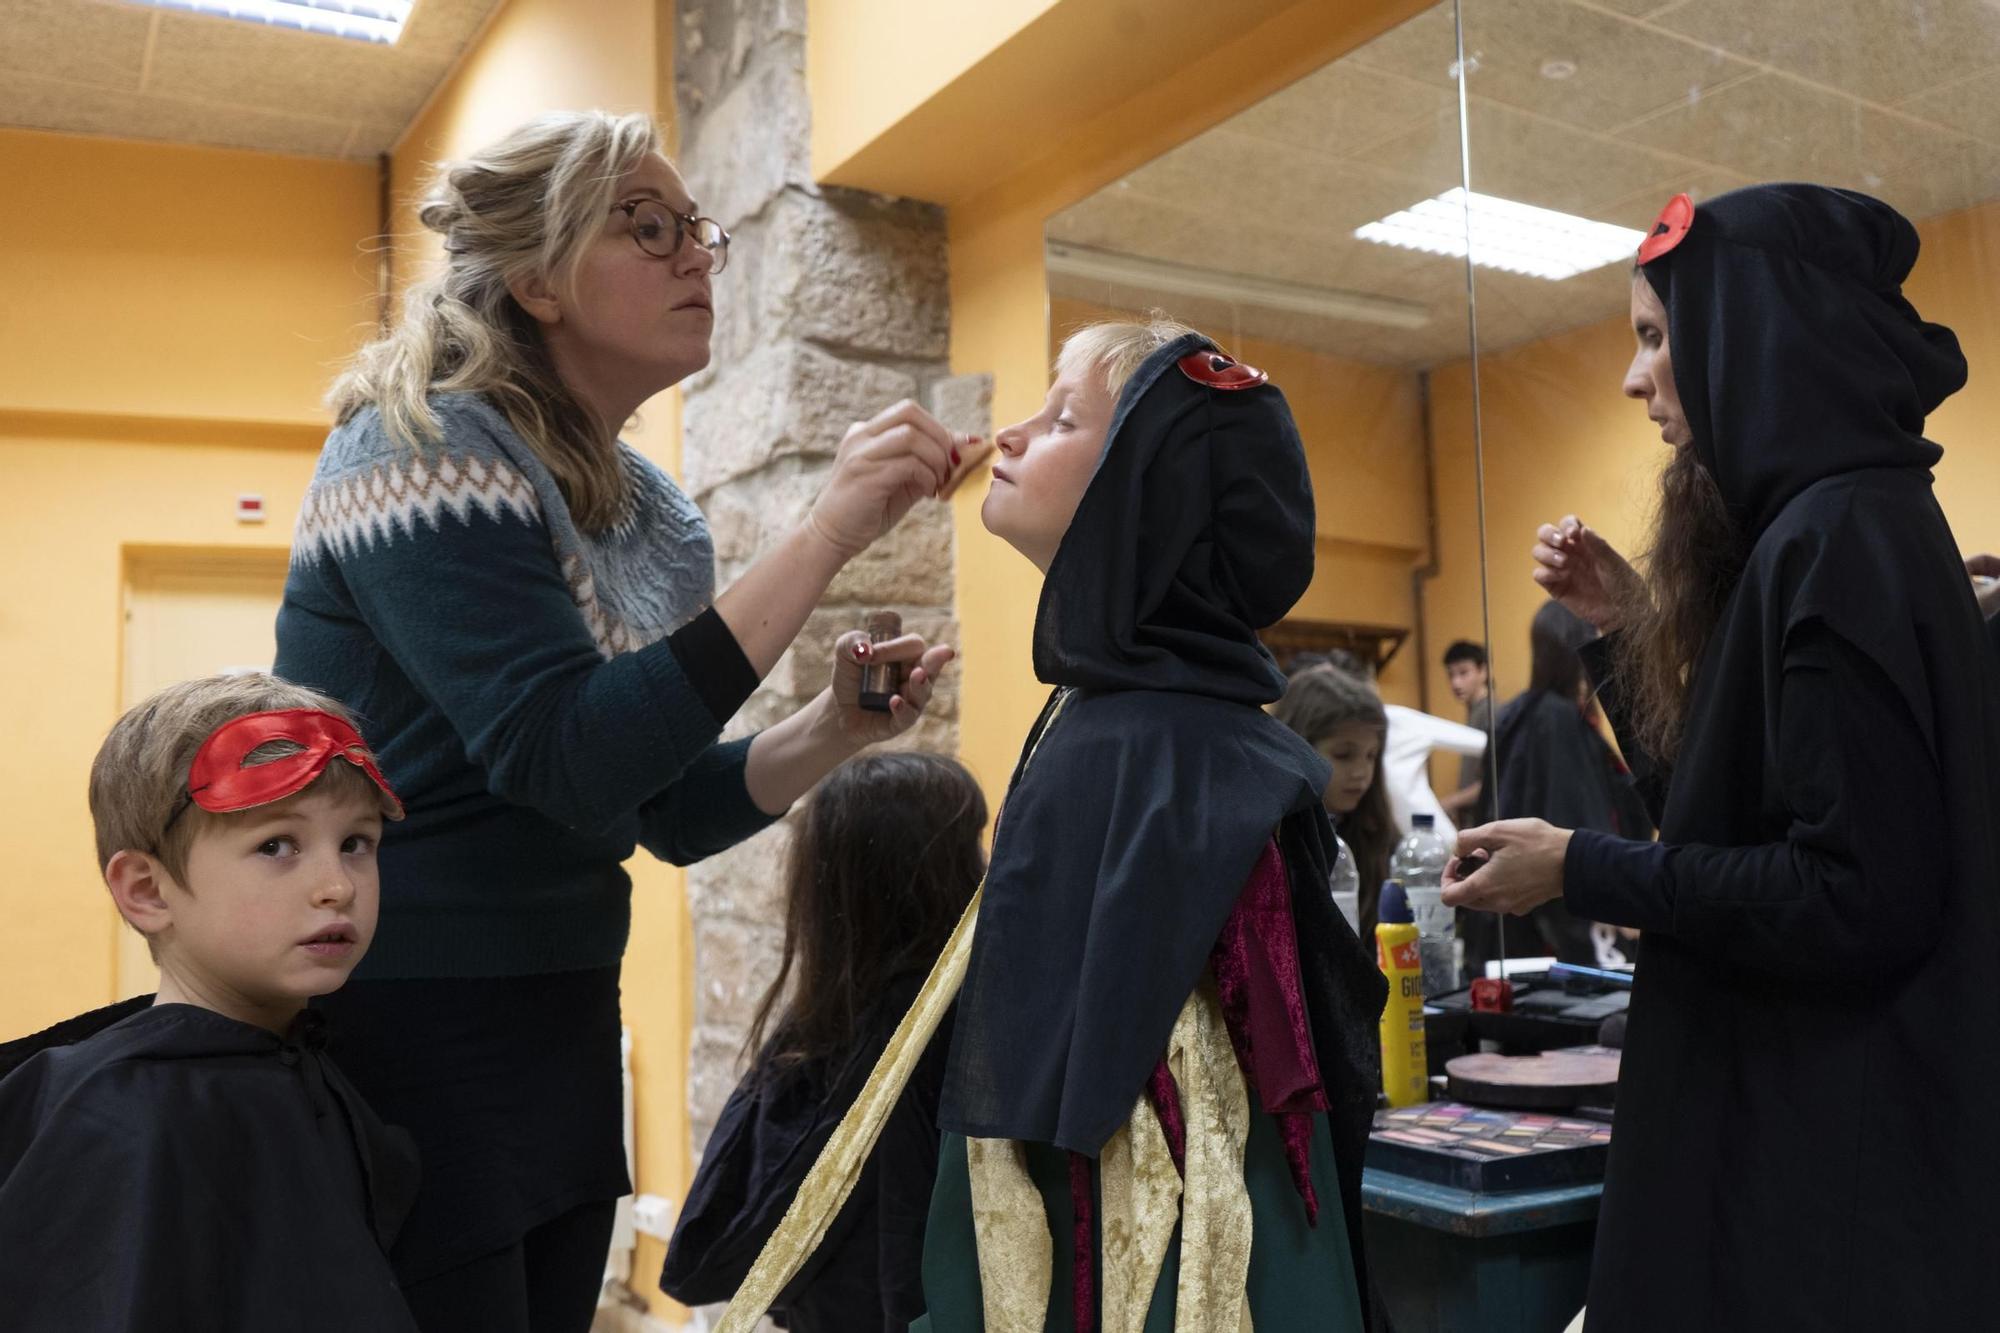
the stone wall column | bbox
[673,0,988,1165]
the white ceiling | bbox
[0,0,502,159]
[1050,0,2000,367]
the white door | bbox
[116,547,289,998]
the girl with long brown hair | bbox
[661,753,987,1331]
[1271,664,1397,938]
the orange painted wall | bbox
[1425,315,1659,710]
[807,0,1059,187]
[1909,200,2000,554]
[0,129,377,424]
[391,0,671,273]
[0,128,376,1035]
[812,0,1430,209]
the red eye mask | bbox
[186,709,404,820]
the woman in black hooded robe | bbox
[1444,184,2000,1329]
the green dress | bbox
[910,1108,1364,1332]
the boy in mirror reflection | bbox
[1439,639,1493,828]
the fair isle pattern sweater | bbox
[276,394,777,979]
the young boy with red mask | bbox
[0,674,421,1332]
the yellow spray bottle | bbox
[1376,880,1429,1108]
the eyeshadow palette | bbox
[1366,1101,1614,1192]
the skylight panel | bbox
[125,1,416,46]
[1356,188,1645,282]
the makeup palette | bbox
[1445,1046,1621,1111]
[1367,1101,1613,1192]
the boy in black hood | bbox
[1446,184,2000,1329]
[703,319,1387,1332]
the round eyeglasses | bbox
[614,199,730,273]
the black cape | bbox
[938,334,1387,1310]
[661,979,947,1332]
[1570,184,2000,1329]
[0,1001,421,1332]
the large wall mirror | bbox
[1449,0,2000,968]
[1041,0,2000,975]
[1044,2,1498,940]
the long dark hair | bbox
[1528,602,1594,701]
[1613,442,1745,765]
[744,752,988,1072]
[1271,666,1396,926]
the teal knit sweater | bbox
[275,394,774,979]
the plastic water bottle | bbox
[1391,814,1458,997]
[1329,833,1361,936]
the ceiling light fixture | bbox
[124,0,416,45]
[1045,241,1431,330]
[1355,187,1644,281]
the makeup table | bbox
[1362,1169,1598,1333]
[1361,1100,1609,1332]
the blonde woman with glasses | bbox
[274,111,969,1333]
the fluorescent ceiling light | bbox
[1355,187,1644,281]
[1045,241,1431,331]
[125,0,416,45]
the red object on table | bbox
[1470,977,1515,1013]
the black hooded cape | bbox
[937,334,1388,1308]
[0,1001,421,1332]
[1567,184,2000,1329]
[660,977,947,1331]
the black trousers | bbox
[400,1199,619,1333]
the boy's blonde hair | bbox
[328,110,665,534]
[89,674,384,886]
[1055,313,1201,399]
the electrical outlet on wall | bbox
[632,1193,676,1242]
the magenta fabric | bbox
[1069,1150,1096,1333]
[1209,837,1330,1224]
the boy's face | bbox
[1447,660,1489,704]
[156,784,383,1015]
[981,367,1117,573]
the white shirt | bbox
[1381,704,1489,841]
